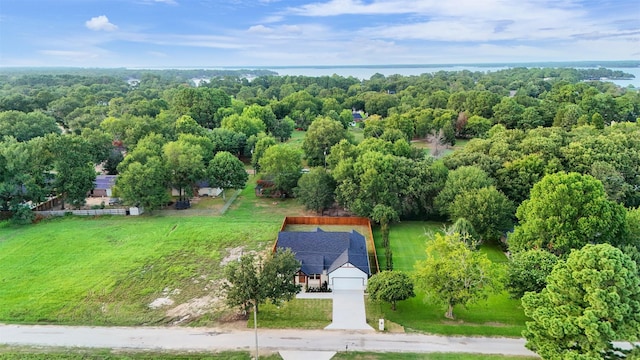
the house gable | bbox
[276,228,371,276]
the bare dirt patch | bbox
[148,297,174,309]
[220,246,247,266]
[166,295,223,324]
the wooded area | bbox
[1,66,639,357]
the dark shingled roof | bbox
[94,175,117,190]
[276,228,370,276]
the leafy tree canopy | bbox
[367,271,415,311]
[506,249,558,299]
[414,233,501,319]
[509,172,628,256]
[522,244,640,359]
[207,151,248,191]
[223,249,301,314]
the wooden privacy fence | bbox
[0,211,12,220]
[275,216,380,274]
[35,209,127,217]
[33,196,62,211]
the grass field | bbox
[0,215,274,325]
[0,346,283,359]
[0,346,539,360]
[0,176,311,326]
[334,353,537,360]
[253,298,332,329]
[370,221,527,337]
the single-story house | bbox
[90,175,117,197]
[276,228,371,291]
[171,181,222,197]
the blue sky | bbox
[1,0,638,68]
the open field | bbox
[0,215,275,325]
[370,221,528,337]
[0,346,282,359]
[0,178,311,326]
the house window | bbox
[310,274,321,280]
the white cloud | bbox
[261,15,284,23]
[125,32,248,49]
[148,51,168,57]
[248,25,273,34]
[85,15,118,31]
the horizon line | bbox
[1,60,639,71]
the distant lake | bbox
[262,65,640,88]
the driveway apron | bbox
[324,290,374,330]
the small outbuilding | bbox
[276,228,371,291]
[90,175,117,197]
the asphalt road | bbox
[0,324,538,356]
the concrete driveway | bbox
[324,290,374,331]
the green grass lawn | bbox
[0,346,540,360]
[253,298,332,329]
[0,346,282,359]
[286,129,306,148]
[370,221,527,337]
[0,179,310,326]
[374,221,445,272]
[349,126,365,143]
[333,353,537,360]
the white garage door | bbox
[331,277,364,290]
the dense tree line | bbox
[1,66,639,357]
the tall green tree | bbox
[371,204,399,248]
[448,186,514,241]
[250,135,276,173]
[434,166,494,216]
[163,140,205,201]
[295,168,336,214]
[47,135,96,209]
[522,244,640,359]
[223,249,301,314]
[333,150,415,218]
[207,151,248,198]
[116,157,169,211]
[271,116,296,142]
[0,137,52,212]
[508,172,628,255]
[414,233,501,319]
[0,110,60,142]
[258,144,302,196]
[208,128,247,156]
[220,114,266,138]
[170,87,231,128]
[302,117,350,167]
[506,249,558,299]
[367,271,415,311]
[241,104,277,134]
